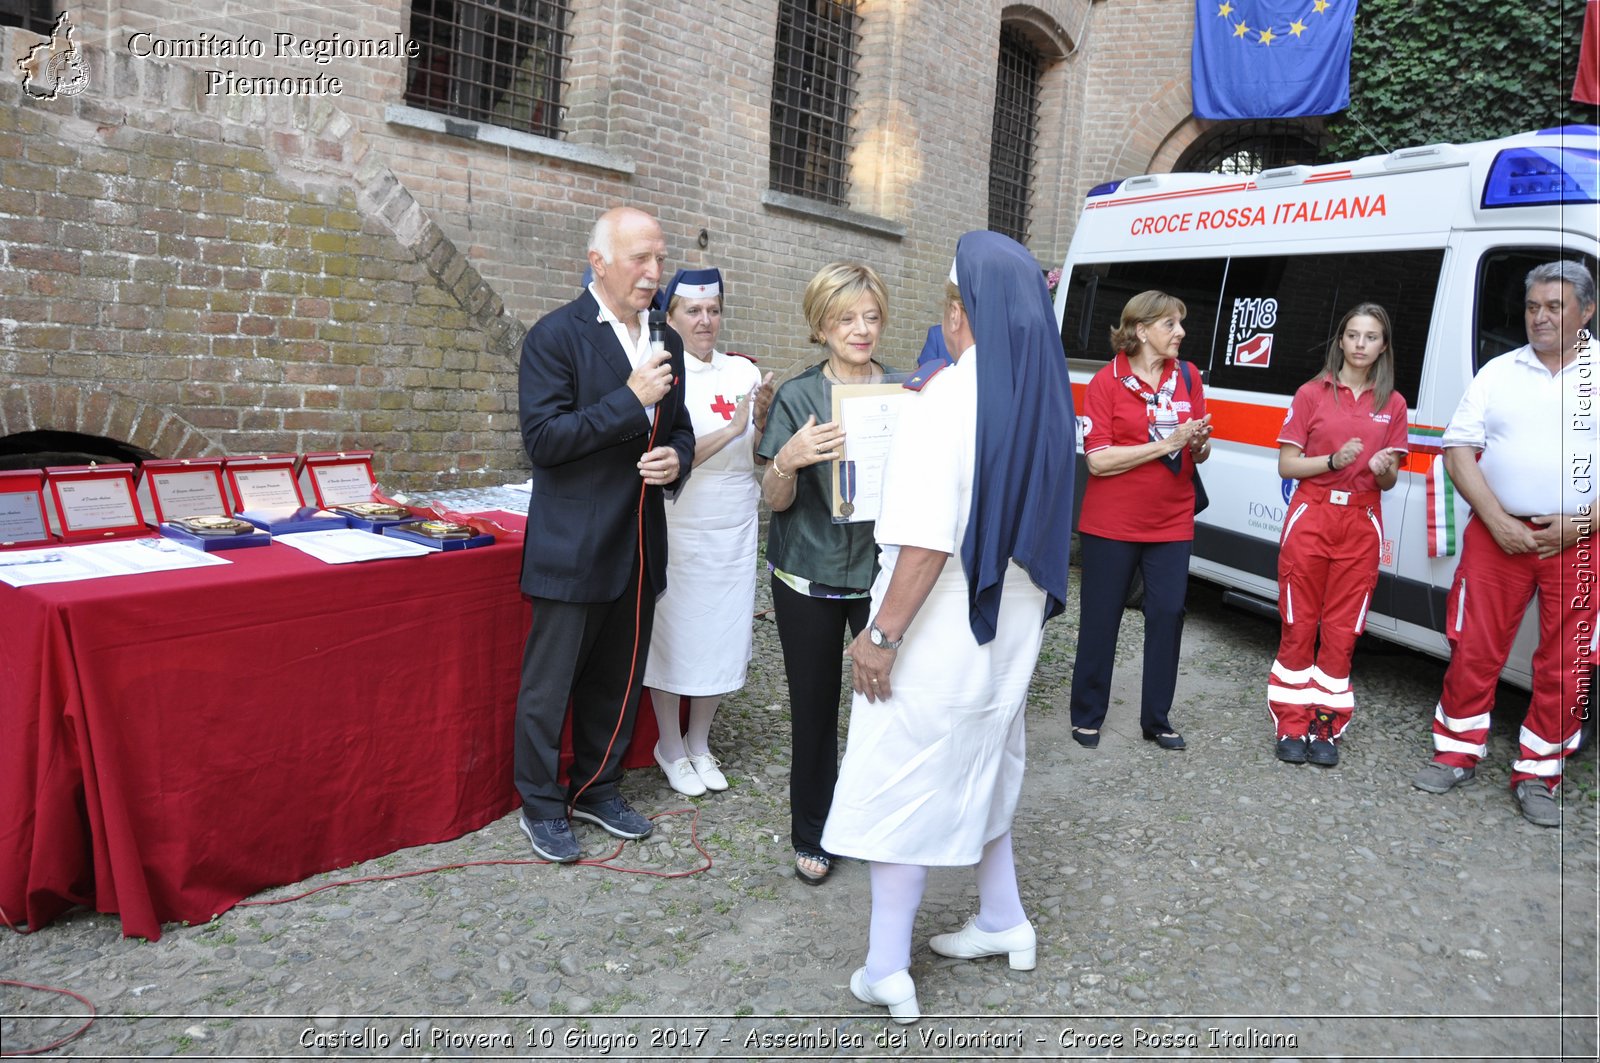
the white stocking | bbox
[647,687,684,761]
[974,831,1026,932]
[684,695,721,757]
[866,861,928,982]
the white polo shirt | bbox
[589,282,656,421]
[1441,341,1598,516]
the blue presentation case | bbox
[159,523,272,551]
[382,524,495,552]
[238,507,349,535]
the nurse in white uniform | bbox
[644,268,773,796]
[822,232,1076,1024]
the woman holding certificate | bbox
[821,231,1075,1023]
[756,261,890,886]
[643,268,774,797]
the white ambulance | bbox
[1053,125,1599,689]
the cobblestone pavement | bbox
[4,486,1597,1060]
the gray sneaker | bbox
[1412,761,1475,793]
[1514,780,1561,827]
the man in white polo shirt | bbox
[1412,260,1597,826]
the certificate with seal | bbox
[146,464,229,522]
[828,381,910,524]
[231,467,302,510]
[301,451,377,508]
[46,463,150,541]
[0,469,53,547]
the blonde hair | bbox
[1110,290,1187,356]
[802,262,888,345]
[943,279,964,314]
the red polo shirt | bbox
[1080,355,1207,542]
[1278,375,1408,492]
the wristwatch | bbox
[868,621,903,650]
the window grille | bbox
[988,24,1043,244]
[1175,120,1325,175]
[0,0,57,34]
[769,0,861,206]
[406,0,572,139]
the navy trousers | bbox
[1069,533,1192,735]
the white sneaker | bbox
[686,751,729,791]
[654,743,706,796]
[929,916,1037,970]
[849,966,919,1024]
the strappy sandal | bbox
[794,849,832,885]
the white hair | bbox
[587,214,615,265]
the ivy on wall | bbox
[1321,0,1596,158]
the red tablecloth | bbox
[0,521,664,940]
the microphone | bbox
[648,309,668,354]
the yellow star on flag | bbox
[1289,19,1307,36]
[1217,2,1233,15]
[1233,20,1250,38]
[1313,0,1331,13]
[1258,27,1276,45]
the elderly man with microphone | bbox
[514,206,696,863]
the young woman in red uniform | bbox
[1268,303,1409,767]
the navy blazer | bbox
[518,289,695,603]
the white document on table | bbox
[273,528,435,564]
[0,538,231,587]
[833,388,910,524]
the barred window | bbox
[1175,120,1325,175]
[988,24,1043,243]
[0,0,57,33]
[769,0,861,206]
[405,0,573,139]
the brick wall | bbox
[4,1,1197,486]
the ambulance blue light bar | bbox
[1087,179,1124,198]
[1482,145,1598,208]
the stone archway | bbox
[0,384,222,464]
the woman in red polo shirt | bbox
[1268,303,1408,767]
[1069,290,1212,752]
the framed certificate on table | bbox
[828,380,910,524]
[0,469,55,549]
[45,464,151,542]
[140,458,229,524]
[300,451,377,509]
[224,455,305,513]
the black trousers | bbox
[771,575,869,854]
[1069,533,1192,735]
[514,557,655,821]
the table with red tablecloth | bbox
[0,517,667,940]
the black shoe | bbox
[1307,710,1339,767]
[1071,727,1100,748]
[1144,731,1186,750]
[570,795,654,839]
[519,813,580,863]
[1275,736,1308,764]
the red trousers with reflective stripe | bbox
[1432,516,1594,789]
[1268,493,1382,739]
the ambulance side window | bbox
[1474,249,1600,371]
[1060,259,1227,368]
[1206,249,1442,405]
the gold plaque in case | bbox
[173,515,255,536]
[333,502,411,519]
[395,519,474,540]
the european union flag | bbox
[1192,0,1358,119]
